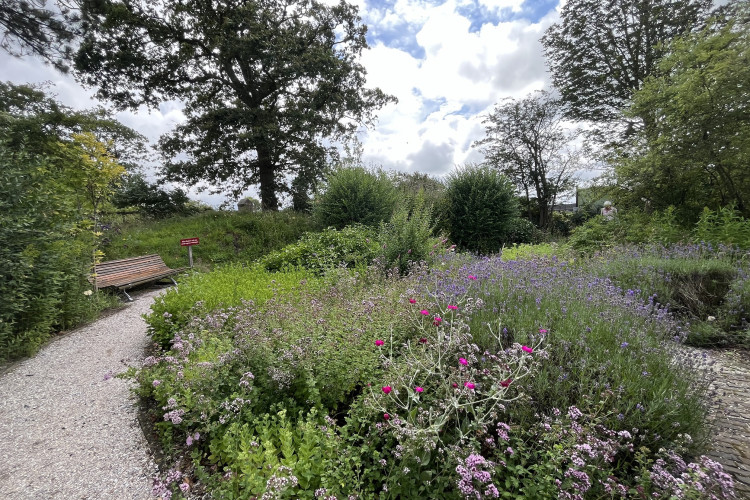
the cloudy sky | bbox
[1,0,562,207]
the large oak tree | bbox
[75,0,394,210]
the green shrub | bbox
[314,167,397,229]
[506,217,543,244]
[378,193,439,275]
[694,206,750,249]
[261,225,379,274]
[444,165,520,254]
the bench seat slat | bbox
[90,254,185,291]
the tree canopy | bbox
[75,0,395,210]
[614,7,750,222]
[0,0,88,71]
[542,0,712,127]
[475,91,580,229]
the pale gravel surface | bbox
[0,289,162,500]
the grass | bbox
[101,210,317,270]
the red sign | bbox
[180,238,200,246]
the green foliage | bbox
[260,225,379,274]
[475,91,580,229]
[146,264,317,348]
[132,247,732,499]
[377,193,439,275]
[506,217,543,245]
[444,165,520,254]
[206,408,347,498]
[694,206,750,249]
[542,0,711,124]
[569,207,750,255]
[113,173,196,218]
[568,209,689,254]
[313,167,397,229]
[0,0,80,72]
[622,12,750,220]
[77,0,395,210]
[102,210,315,270]
[0,83,139,361]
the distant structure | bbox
[237,197,261,213]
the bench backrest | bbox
[92,254,174,288]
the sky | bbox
[0,0,564,208]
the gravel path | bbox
[0,289,161,500]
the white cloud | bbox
[360,0,558,178]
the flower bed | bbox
[135,249,736,499]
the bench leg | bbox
[170,277,178,286]
[123,289,134,302]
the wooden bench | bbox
[90,254,186,301]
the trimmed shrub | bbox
[444,165,520,254]
[314,167,397,229]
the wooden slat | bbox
[89,255,185,291]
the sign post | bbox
[180,238,200,267]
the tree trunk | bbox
[256,144,278,211]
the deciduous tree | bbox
[75,0,395,210]
[475,91,581,229]
[542,0,712,128]
[615,7,750,221]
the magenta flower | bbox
[447,305,458,310]
[452,382,458,388]
[539,328,548,334]
[468,275,477,280]
[459,357,468,366]
[419,337,428,344]
[420,309,430,316]
[414,386,424,393]
[500,378,512,388]
[382,386,392,394]
[464,382,475,390]
[409,298,417,304]
[433,316,443,326]
[383,413,390,420]
[522,345,533,353]
[375,339,384,346]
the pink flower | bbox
[464,382,475,390]
[500,378,512,388]
[447,305,458,310]
[522,345,533,353]
[459,358,468,366]
[420,309,430,316]
[414,386,424,393]
[382,386,392,394]
[409,298,417,304]
[375,339,384,346]
[419,337,428,344]
[539,328,548,334]
[468,275,477,280]
[383,413,390,420]
[452,382,458,388]
[433,316,442,326]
